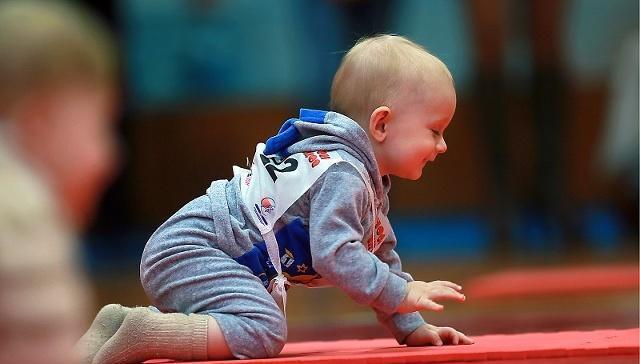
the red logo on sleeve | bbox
[366,217,386,252]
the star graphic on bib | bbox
[296,264,308,273]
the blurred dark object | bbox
[468,0,580,258]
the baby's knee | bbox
[218,310,287,359]
[138,248,161,303]
[247,312,287,358]
[262,317,287,358]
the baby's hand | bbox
[396,280,465,313]
[405,323,474,346]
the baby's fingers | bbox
[437,327,475,346]
[429,286,466,302]
[458,332,475,345]
[431,280,463,291]
[436,327,460,345]
[405,326,442,347]
[416,296,444,311]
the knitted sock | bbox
[75,304,132,364]
[93,306,209,364]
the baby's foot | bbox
[93,307,209,364]
[74,304,131,364]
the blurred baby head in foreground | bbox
[0,0,119,229]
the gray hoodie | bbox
[202,108,425,343]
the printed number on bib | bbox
[260,154,298,182]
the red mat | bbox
[158,328,639,363]
[465,264,639,300]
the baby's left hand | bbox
[405,323,474,346]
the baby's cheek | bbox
[411,142,431,160]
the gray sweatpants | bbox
[140,195,287,360]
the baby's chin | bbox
[395,167,423,181]
[409,169,423,180]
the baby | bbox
[77,34,473,364]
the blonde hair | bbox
[330,34,452,124]
[0,0,116,115]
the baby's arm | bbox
[370,216,427,343]
[307,166,409,315]
[374,197,473,346]
[308,165,472,346]
[376,235,473,346]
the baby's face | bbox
[33,84,119,228]
[380,78,456,180]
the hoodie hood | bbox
[264,108,389,206]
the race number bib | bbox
[234,143,343,234]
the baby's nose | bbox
[437,139,447,154]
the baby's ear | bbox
[369,106,390,142]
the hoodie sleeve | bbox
[308,164,408,316]
[372,217,426,344]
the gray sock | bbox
[93,307,209,364]
[74,304,132,364]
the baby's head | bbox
[0,0,118,228]
[330,34,456,180]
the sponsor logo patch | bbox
[260,197,276,214]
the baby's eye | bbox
[431,129,441,136]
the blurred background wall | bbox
[81,0,638,337]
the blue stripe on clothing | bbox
[298,108,327,123]
[263,109,328,156]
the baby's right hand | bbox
[396,280,465,313]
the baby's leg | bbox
[139,224,287,360]
[207,314,233,359]
[91,194,286,362]
[91,254,284,363]
[92,307,211,364]
[147,249,287,359]
[87,308,230,363]
[90,309,232,361]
